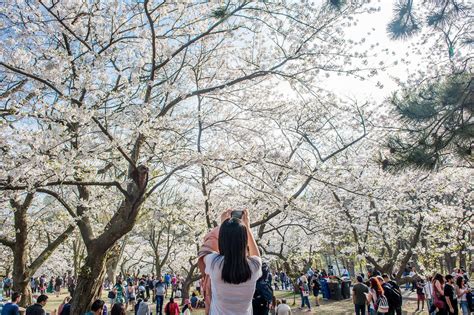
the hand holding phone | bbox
[231,210,243,219]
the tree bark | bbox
[105,239,127,284]
[70,163,149,314]
[11,195,32,307]
[181,262,200,305]
[72,251,108,314]
[3,194,75,307]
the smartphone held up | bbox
[231,210,244,219]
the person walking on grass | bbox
[353,276,369,315]
[155,278,166,315]
[299,280,312,312]
[311,273,321,307]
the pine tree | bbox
[383,73,473,171]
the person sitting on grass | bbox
[190,292,198,308]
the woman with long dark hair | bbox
[203,209,262,314]
[110,303,126,315]
[432,273,446,315]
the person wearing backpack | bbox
[369,277,389,314]
[3,276,12,298]
[310,274,321,307]
[381,274,402,315]
[252,263,273,315]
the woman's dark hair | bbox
[214,218,254,284]
[111,303,125,315]
[456,276,464,287]
[433,273,444,285]
[91,299,105,312]
[258,262,270,281]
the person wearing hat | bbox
[182,299,193,315]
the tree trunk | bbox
[444,252,455,272]
[106,239,127,285]
[12,266,32,307]
[71,252,107,314]
[439,257,445,274]
[12,231,31,306]
[11,195,33,307]
[72,238,85,279]
[181,263,199,305]
[347,258,356,278]
[283,261,292,277]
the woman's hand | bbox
[220,209,232,224]
[242,209,250,227]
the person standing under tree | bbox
[252,263,274,315]
[163,297,179,315]
[1,291,21,315]
[155,278,166,315]
[444,275,458,315]
[25,294,48,315]
[200,209,262,315]
[456,276,471,315]
[353,276,369,315]
[416,279,425,312]
[3,276,12,298]
[311,273,321,307]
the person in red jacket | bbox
[164,297,180,315]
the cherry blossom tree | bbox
[0,193,75,305]
[1,1,382,312]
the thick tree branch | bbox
[0,236,15,248]
[29,224,76,273]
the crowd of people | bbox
[1,266,473,315]
[1,209,472,315]
[350,268,472,315]
[106,273,201,315]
